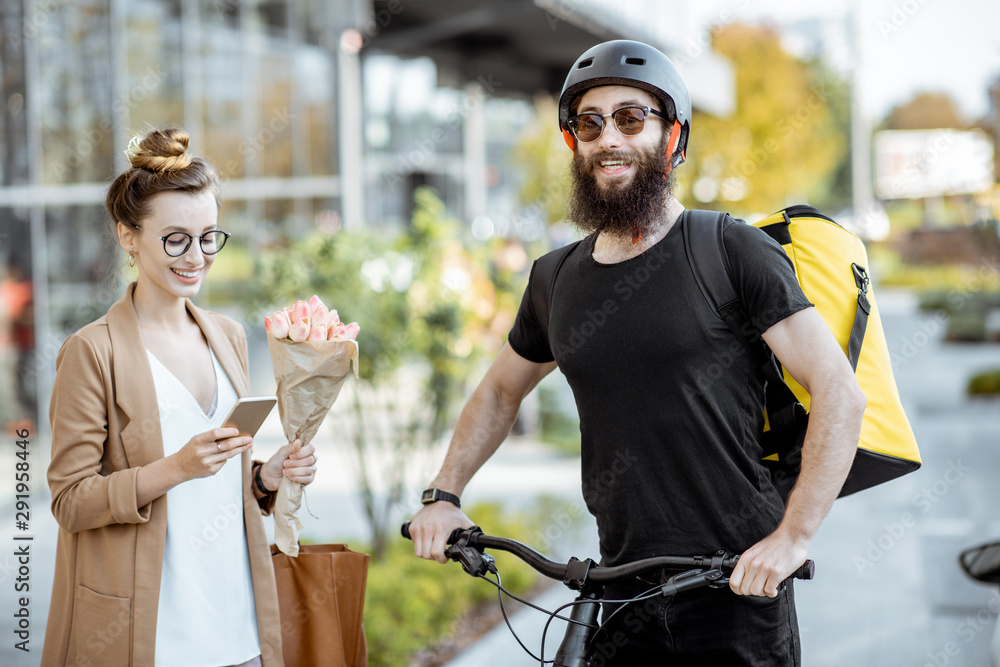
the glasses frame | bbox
[567,105,669,144]
[125,221,231,257]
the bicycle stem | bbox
[553,592,600,667]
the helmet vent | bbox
[577,58,593,69]
[624,57,645,66]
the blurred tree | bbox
[511,94,572,225]
[243,187,504,559]
[883,91,968,130]
[683,24,848,215]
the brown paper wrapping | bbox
[267,335,359,556]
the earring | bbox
[128,252,135,268]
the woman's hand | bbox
[172,427,251,482]
[259,439,317,491]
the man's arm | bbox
[410,343,556,563]
[729,307,867,597]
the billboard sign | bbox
[874,129,994,200]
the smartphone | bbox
[220,396,277,439]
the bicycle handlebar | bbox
[400,522,815,585]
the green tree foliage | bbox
[683,24,849,215]
[512,95,572,224]
[883,91,968,130]
[243,187,506,558]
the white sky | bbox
[683,0,1000,122]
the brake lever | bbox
[445,527,496,577]
[659,568,726,596]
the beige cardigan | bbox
[42,283,284,666]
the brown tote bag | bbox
[271,543,369,666]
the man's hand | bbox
[409,501,474,564]
[728,528,810,597]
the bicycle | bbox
[401,522,814,667]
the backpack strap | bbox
[847,263,871,372]
[683,209,804,448]
[531,239,584,340]
[757,208,871,373]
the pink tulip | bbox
[329,324,347,341]
[308,295,326,316]
[328,309,341,326]
[312,303,329,324]
[268,310,291,339]
[290,300,310,324]
[288,317,311,342]
[343,322,360,340]
[307,323,327,341]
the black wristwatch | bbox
[421,488,461,508]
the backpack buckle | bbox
[852,263,870,295]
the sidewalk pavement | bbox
[1,290,999,666]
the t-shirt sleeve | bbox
[722,221,813,336]
[507,261,556,364]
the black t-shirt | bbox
[508,212,813,566]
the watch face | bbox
[421,489,436,504]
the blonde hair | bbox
[106,127,220,229]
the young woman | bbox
[42,128,316,667]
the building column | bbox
[337,31,364,229]
[463,80,487,223]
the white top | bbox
[147,347,261,667]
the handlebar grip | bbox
[794,559,815,580]
[400,521,469,546]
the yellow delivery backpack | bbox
[685,205,921,499]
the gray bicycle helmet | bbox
[558,40,691,168]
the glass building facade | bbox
[0,0,366,432]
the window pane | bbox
[200,4,246,180]
[38,0,114,184]
[124,0,184,135]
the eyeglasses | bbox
[567,105,668,143]
[157,230,231,257]
[124,220,231,257]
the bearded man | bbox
[408,40,865,666]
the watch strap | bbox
[421,488,461,508]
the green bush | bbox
[363,503,548,667]
[968,369,1000,395]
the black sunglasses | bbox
[567,105,668,143]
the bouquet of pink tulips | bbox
[265,295,359,556]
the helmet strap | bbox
[562,128,576,151]
[662,120,682,176]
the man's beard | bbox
[568,135,675,240]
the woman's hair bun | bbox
[126,127,193,173]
